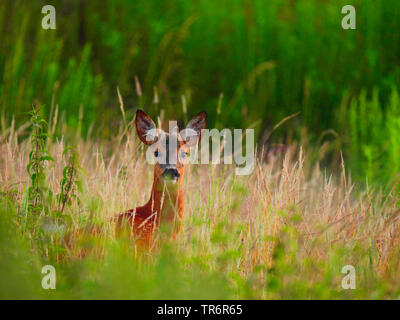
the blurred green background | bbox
[1,0,400,183]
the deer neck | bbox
[146,171,184,222]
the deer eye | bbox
[154,151,159,157]
[180,151,188,159]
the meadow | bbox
[1,0,400,299]
[1,107,400,299]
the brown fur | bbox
[116,110,206,249]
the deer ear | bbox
[135,110,157,145]
[183,111,207,146]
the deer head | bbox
[135,110,207,183]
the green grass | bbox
[1,114,400,299]
[1,0,400,181]
[338,87,400,184]
[1,0,400,299]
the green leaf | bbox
[39,156,54,162]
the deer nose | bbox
[162,168,180,179]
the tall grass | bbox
[1,0,400,299]
[1,115,400,299]
[2,0,400,182]
[339,88,400,184]
[1,0,400,135]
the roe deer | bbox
[116,109,207,249]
